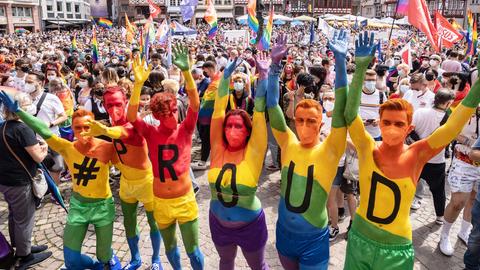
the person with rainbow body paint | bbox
[207,48,272,269]
[0,92,121,270]
[266,30,352,270]
[343,32,480,270]
[127,44,204,270]
[79,72,163,269]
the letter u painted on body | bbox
[285,161,314,214]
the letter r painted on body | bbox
[158,144,179,182]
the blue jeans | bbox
[464,199,480,270]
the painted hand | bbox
[328,29,348,59]
[132,55,151,84]
[80,119,107,137]
[0,91,20,113]
[255,52,271,79]
[355,31,376,64]
[271,34,288,65]
[223,57,243,79]
[172,44,190,71]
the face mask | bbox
[429,60,438,67]
[313,60,322,65]
[47,75,56,81]
[364,81,376,94]
[25,104,37,115]
[399,85,410,94]
[236,66,245,73]
[234,82,244,92]
[323,101,334,112]
[170,75,180,82]
[425,73,435,81]
[78,81,88,88]
[20,66,29,73]
[398,70,405,77]
[203,71,209,78]
[24,83,36,93]
[6,81,15,87]
[112,59,119,64]
[77,66,84,72]
[294,60,302,65]
[382,126,408,146]
[130,75,135,82]
[329,65,335,72]
[394,59,401,66]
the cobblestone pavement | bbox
[0,145,469,270]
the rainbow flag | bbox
[125,13,136,43]
[98,18,113,29]
[473,18,478,55]
[247,0,259,33]
[71,34,77,52]
[396,0,408,15]
[204,0,218,39]
[466,10,474,56]
[156,19,169,44]
[92,27,99,64]
[258,5,273,51]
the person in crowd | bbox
[429,54,445,77]
[13,58,30,92]
[403,73,435,112]
[282,72,315,133]
[359,69,386,141]
[0,92,52,269]
[442,51,463,73]
[227,73,254,116]
[76,73,94,107]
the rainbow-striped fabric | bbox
[396,0,408,15]
[247,0,259,33]
[92,27,99,64]
[204,0,218,39]
[98,18,113,28]
[258,7,273,51]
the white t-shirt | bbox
[455,113,480,155]
[321,112,345,167]
[403,90,435,112]
[359,90,384,139]
[33,92,65,136]
[412,107,447,164]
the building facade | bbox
[0,0,41,34]
[233,0,284,17]
[40,0,91,30]
[286,0,353,16]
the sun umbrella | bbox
[294,15,316,22]
[291,20,304,26]
[40,163,68,213]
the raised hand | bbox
[328,30,348,59]
[80,119,107,138]
[0,91,20,113]
[172,44,190,71]
[271,34,288,65]
[223,57,243,79]
[355,31,376,58]
[132,55,151,84]
[255,52,271,80]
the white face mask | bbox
[294,60,302,65]
[76,66,84,72]
[323,100,334,112]
[170,75,181,82]
[47,75,56,81]
[399,85,410,94]
[234,82,244,92]
[24,83,36,93]
[78,81,87,88]
[394,59,401,66]
[130,75,135,82]
[429,60,438,67]
[6,80,14,87]
[25,104,37,115]
[398,70,405,77]
[363,81,376,94]
[112,59,119,64]
[313,60,322,66]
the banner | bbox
[435,11,462,48]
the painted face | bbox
[73,115,94,144]
[379,110,413,146]
[294,107,323,147]
[103,91,126,124]
[153,100,178,130]
[224,115,249,150]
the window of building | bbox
[224,0,231,4]
[215,0,221,4]
[57,2,63,11]
[25,7,31,16]
[67,13,73,18]
[66,2,71,12]
[58,13,64,18]
[75,13,81,19]
[47,12,55,18]
[0,7,5,17]
[121,4,128,12]
[74,4,80,13]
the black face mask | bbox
[376,70,386,77]
[94,90,104,97]
[203,71,209,78]
[20,66,29,73]
[425,73,435,81]
[93,69,100,77]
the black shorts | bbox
[340,178,359,195]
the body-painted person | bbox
[127,45,204,270]
[343,33,480,270]
[207,53,270,270]
[81,84,162,270]
[0,92,121,270]
[267,31,349,269]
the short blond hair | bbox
[162,79,180,95]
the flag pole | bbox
[387,0,400,50]
[255,0,264,46]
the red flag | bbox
[435,11,462,49]
[408,0,439,52]
[400,42,412,69]
[147,0,161,18]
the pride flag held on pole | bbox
[407,0,439,51]
[156,20,169,44]
[204,0,218,39]
[71,34,77,52]
[147,0,161,18]
[258,5,273,51]
[247,0,259,33]
[92,27,99,64]
[396,0,408,15]
[98,18,113,28]
[125,13,136,43]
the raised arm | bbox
[266,34,293,148]
[127,56,151,123]
[344,32,377,152]
[80,119,128,139]
[422,58,480,161]
[172,43,199,112]
[210,58,243,150]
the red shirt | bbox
[133,107,198,199]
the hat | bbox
[430,54,441,62]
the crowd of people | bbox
[0,20,479,270]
